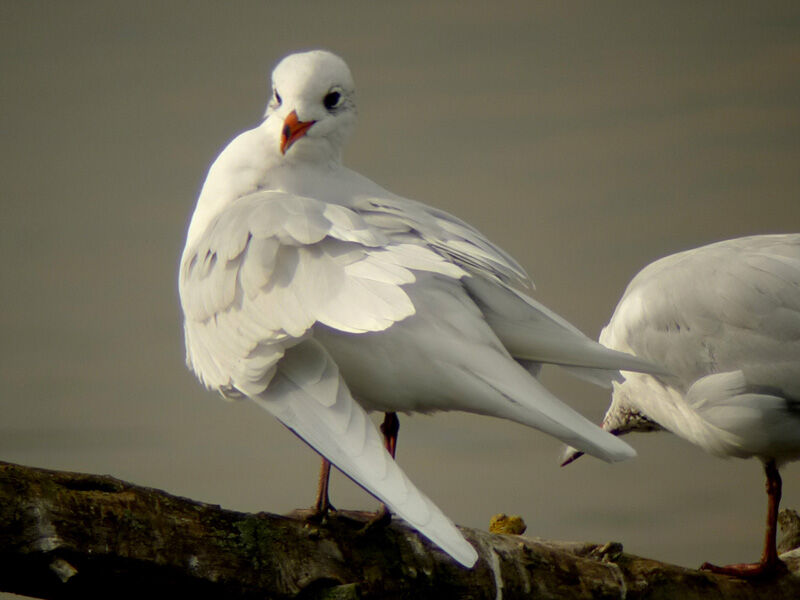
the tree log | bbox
[2,461,800,599]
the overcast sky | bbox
[1,1,798,578]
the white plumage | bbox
[179,50,657,567]
[562,234,800,575]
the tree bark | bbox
[2,461,799,599]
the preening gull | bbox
[562,234,800,576]
[179,50,658,567]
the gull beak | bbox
[280,110,316,155]
[560,445,584,467]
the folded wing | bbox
[352,193,665,385]
[600,234,800,396]
[179,190,477,565]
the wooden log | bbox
[2,461,799,599]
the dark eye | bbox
[273,89,282,105]
[323,91,342,110]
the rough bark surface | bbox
[2,461,800,599]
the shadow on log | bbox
[2,461,800,599]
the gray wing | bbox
[601,234,800,398]
[352,194,531,289]
[352,194,664,383]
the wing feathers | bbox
[460,353,637,463]
[181,191,473,395]
[240,236,280,294]
[465,275,664,375]
[602,234,800,387]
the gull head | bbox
[183,51,356,252]
[265,50,356,164]
[560,382,664,466]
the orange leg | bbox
[311,458,335,518]
[370,412,400,526]
[313,412,400,523]
[700,459,786,577]
[381,412,400,459]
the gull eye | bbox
[273,89,282,106]
[323,90,342,111]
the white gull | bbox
[562,234,800,576]
[179,50,657,567]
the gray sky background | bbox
[1,0,799,577]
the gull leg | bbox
[309,457,335,521]
[365,412,399,529]
[761,459,782,567]
[700,459,786,578]
[382,411,400,459]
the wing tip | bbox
[458,548,480,568]
[600,439,637,463]
[573,434,637,464]
[435,537,479,568]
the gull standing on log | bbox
[179,50,657,567]
[562,234,800,576]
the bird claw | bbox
[359,504,392,534]
[307,503,337,525]
[699,559,787,578]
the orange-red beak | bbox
[280,110,316,154]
